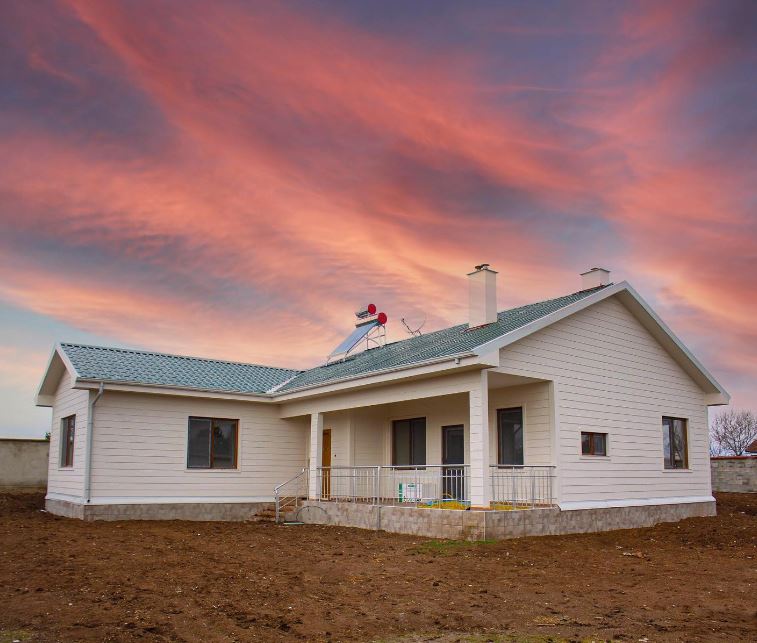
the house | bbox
[35,267,730,539]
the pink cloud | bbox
[0,0,754,417]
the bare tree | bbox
[710,409,757,456]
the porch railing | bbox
[274,467,308,523]
[316,465,471,507]
[489,465,556,508]
[311,464,556,509]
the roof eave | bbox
[35,344,80,407]
[74,378,275,402]
[272,351,483,400]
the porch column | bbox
[469,370,491,507]
[308,412,324,500]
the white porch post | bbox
[469,370,491,507]
[308,412,324,500]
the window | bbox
[662,417,688,469]
[60,415,76,467]
[497,407,524,465]
[581,431,607,456]
[392,418,426,466]
[187,417,238,469]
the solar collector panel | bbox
[328,320,378,358]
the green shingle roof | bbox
[278,285,608,392]
[59,285,608,395]
[59,343,300,394]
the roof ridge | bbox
[497,284,611,316]
[59,342,300,374]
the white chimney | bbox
[468,264,498,328]
[580,267,611,290]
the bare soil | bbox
[0,492,755,642]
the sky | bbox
[0,0,755,437]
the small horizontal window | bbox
[187,417,238,469]
[581,431,607,456]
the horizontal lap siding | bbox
[90,392,307,501]
[387,394,470,466]
[488,383,552,465]
[500,296,710,504]
[341,386,552,468]
[352,408,385,466]
[324,412,352,468]
[48,371,89,499]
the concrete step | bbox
[248,506,277,523]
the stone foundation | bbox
[45,498,274,522]
[290,499,716,540]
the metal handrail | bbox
[274,467,307,523]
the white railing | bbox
[316,465,470,507]
[274,467,308,523]
[310,464,556,510]
[489,465,555,508]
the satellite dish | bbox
[401,313,426,337]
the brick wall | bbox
[710,457,757,493]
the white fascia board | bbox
[559,495,715,511]
[472,281,730,404]
[705,392,730,405]
[71,354,485,404]
[35,344,80,407]
[73,379,273,403]
[616,284,730,403]
[271,352,481,401]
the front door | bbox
[321,429,332,498]
[442,425,465,501]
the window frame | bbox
[497,407,524,466]
[580,431,608,457]
[60,414,76,468]
[391,417,426,467]
[186,416,239,470]
[662,416,688,470]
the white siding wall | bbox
[89,391,308,502]
[488,382,552,466]
[499,296,711,506]
[352,407,385,466]
[325,385,552,469]
[323,411,353,467]
[384,394,470,466]
[47,371,90,500]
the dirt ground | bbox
[0,493,755,642]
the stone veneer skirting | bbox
[289,500,716,540]
[45,498,273,522]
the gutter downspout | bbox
[84,382,105,504]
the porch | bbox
[275,369,560,525]
[315,464,555,509]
